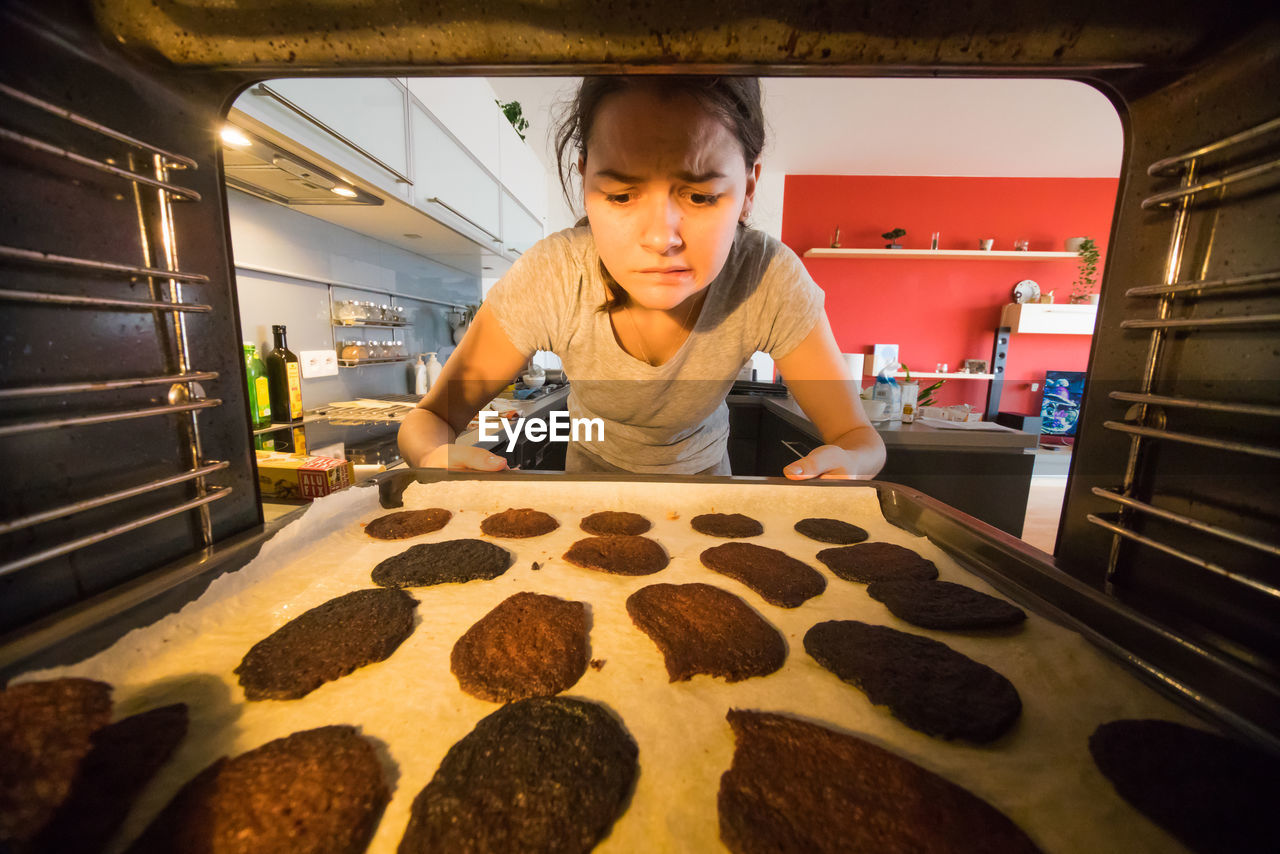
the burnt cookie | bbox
[804,620,1021,743]
[372,538,514,588]
[0,678,113,846]
[700,542,826,608]
[580,511,652,536]
[626,583,786,682]
[794,517,870,545]
[236,588,417,701]
[33,703,188,854]
[398,697,637,854]
[719,710,1041,854]
[867,579,1027,630]
[563,535,669,576]
[1089,719,1280,854]
[691,513,763,538]
[451,592,590,702]
[127,725,389,854]
[481,507,560,538]
[815,541,939,584]
[364,508,452,539]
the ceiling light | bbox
[331,186,357,198]
[220,126,252,147]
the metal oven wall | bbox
[0,1,261,633]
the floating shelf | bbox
[332,318,408,328]
[337,357,411,368]
[1000,302,1098,334]
[804,248,1078,260]
[876,371,998,380]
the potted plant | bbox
[901,363,946,406]
[496,99,530,142]
[1071,237,1100,303]
[882,227,907,249]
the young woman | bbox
[398,76,885,479]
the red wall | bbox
[781,175,1117,414]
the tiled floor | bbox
[1019,446,1073,555]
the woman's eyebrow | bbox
[592,168,727,184]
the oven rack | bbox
[0,83,230,579]
[1092,114,1280,603]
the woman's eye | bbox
[688,193,722,206]
[604,193,631,204]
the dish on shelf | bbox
[1013,279,1041,304]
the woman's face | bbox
[580,86,760,311]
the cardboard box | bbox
[254,450,354,500]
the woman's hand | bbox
[419,443,510,472]
[783,444,878,480]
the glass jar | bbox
[375,303,390,322]
[339,340,368,361]
[392,340,407,359]
[390,305,406,324]
[334,299,361,324]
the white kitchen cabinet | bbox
[405,78,503,178]
[410,103,503,247]
[258,78,410,186]
[498,116,549,222]
[501,191,546,256]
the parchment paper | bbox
[26,479,1203,853]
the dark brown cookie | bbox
[867,579,1027,630]
[626,583,786,682]
[451,592,590,702]
[719,710,1041,854]
[364,508,452,539]
[398,697,637,854]
[699,542,826,608]
[1089,719,1280,854]
[372,538,514,588]
[33,703,188,854]
[235,588,417,701]
[815,541,939,584]
[580,511,652,536]
[794,517,870,544]
[804,620,1021,743]
[127,725,389,854]
[563,535,669,576]
[0,678,113,845]
[481,507,559,538]
[691,513,763,538]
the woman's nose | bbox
[639,195,683,253]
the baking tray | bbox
[4,471,1276,750]
[4,471,1277,853]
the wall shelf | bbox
[804,248,1078,260]
[877,371,998,380]
[1000,302,1098,334]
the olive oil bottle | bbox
[265,324,303,423]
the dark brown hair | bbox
[553,76,765,311]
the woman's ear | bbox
[577,154,587,178]
[739,161,762,223]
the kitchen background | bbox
[226,75,1121,419]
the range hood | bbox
[221,125,383,206]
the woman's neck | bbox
[612,290,706,366]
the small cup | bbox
[1014,239,1030,251]
[979,238,995,251]
[862,398,888,421]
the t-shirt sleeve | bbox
[482,230,580,355]
[754,241,827,359]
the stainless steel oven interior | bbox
[0,1,1277,741]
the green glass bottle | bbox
[243,344,271,429]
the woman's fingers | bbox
[783,445,873,480]
[422,444,509,471]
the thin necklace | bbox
[625,293,699,366]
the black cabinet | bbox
[756,407,820,477]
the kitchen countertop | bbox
[454,387,1035,453]
[732,394,1038,452]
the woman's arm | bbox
[397,303,533,470]
[772,315,886,479]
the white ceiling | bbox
[489,76,1124,233]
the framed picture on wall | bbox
[964,359,989,374]
[872,343,899,376]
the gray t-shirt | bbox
[485,225,825,474]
